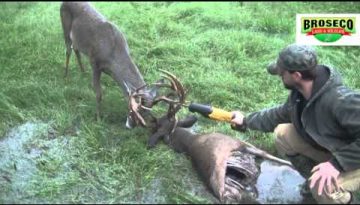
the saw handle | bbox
[188,103,234,122]
[208,107,234,122]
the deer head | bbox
[125,83,155,129]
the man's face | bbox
[278,67,296,90]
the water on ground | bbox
[0,122,316,204]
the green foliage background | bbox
[0,2,359,203]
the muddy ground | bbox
[0,122,315,203]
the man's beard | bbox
[283,80,301,91]
[283,82,295,90]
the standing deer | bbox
[135,71,295,203]
[60,2,157,128]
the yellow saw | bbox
[188,102,234,122]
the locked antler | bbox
[128,84,151,127]
[145,69,188,148]
[128,69,187,127]
[152,69,187,118]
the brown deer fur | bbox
[148,115,292,203]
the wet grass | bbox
[0,2,360,203]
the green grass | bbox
[0,2,360,203]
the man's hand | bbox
[230,111,247,132]
[309,161,341,196]
[230,111,245,126]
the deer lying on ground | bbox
[60,2,157,128]
[133,71,294,203]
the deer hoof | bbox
[147,140,158,149]
[163,135,170,144]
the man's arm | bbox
[231,102,292,132]
[331,89,360,171]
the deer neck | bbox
[169,127,198,154]
[110,53,147,96]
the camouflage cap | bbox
[267,44,318,75]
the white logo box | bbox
[296,14,360,46]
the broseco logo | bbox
[296,14,360,46]
[303,17,354,42]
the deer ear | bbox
[149,87,157,99]
[124,81,131,96]
[149,79,165,98]
[124,81,137,96]
[177,115,198,128]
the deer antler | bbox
[145,70,188,148]
[153,69,187,117]
[128,69,187,128]
[128,84,151,127]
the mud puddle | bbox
[0,122,315,204]
[141,158,314,204]
[0,122,48,202]
[0,121,74,203]
[256,160,315,204]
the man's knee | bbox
[274,124,297,156]
[274,124,290,138]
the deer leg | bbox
[74,49,85,73]
[64,45,72,78]
[60,5,73,78]
[147,132,164,149]
[92,65,102,121]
